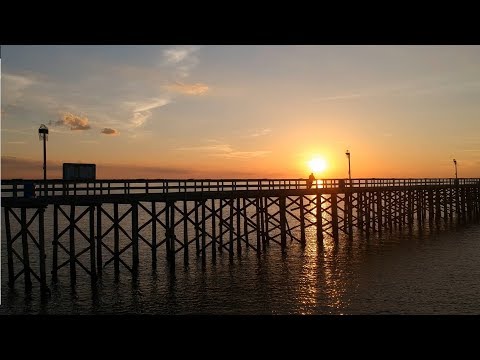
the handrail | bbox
[2,178,479,198]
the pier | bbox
[2,177,480,294]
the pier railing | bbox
[2,178,479,198]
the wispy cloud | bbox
[212,151,271,159]
[101,128,119,136]
[166,82,209,95]
[163,46,201,79]
[249,128,272,137]
[56,112,91,130]
[176,143,234,153]
[6,141,26,144]
[176,140,271,159]
[2,73,36,105]
[314,93,365,102]
[128,98,171,113]
[124,97,170,128]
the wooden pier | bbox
[2,177,480,294]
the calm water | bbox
[1,204,479,315]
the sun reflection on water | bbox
[294,194,351,314]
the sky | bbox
[1,45,480,179]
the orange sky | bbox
[2,45,479,179]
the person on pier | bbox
[307,172,316,189]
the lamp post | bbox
[453,159,457,179]
[345,150,351,185]
[39,124,49,197]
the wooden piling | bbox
[96,204,103,276]
[300,196,306,246]
[236,197,241,255]
[113,203,120,276]
[331,194,339,241]
[183,200,189,264]
[38,207,47,292]
[243,198,249,248]
[219,199,224,252]
[52,205,59,283]
[165,201,171,260]
[132,202,139,275]
[69,205,76,285]
[211,198,216,261]
[316,193,323,244]
[377,191,383,233]
[256,197,261,254]
[170,201,176,268]
[89,205,97,282]
[358,192,364,232]
[5,208,14,288]
[229,197,234,258]
[260,197,266,250]
[195,201,200,255]
[347,193,353,240]
[279,195,287,252]
[202,199,206,264]
[152,202,157,267]
[21,208,32,289]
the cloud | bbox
[6,141,26,144]
[2,73,36,105]
[167,82,209,95]
[101,128,119,135]
[176,140,271,159]
[56,112,91,130]
[249,128,272,137]
[124,97,170,128]
[176,143,234,153]
[130,111,151,127]
[314,93,365,102]
[212,151,271,159]
[164,46,200,64]
[129,98,171,113]
[163,46,201,79]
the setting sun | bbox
[308,157,327,174]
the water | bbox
[1,204,480,315]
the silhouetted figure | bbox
[307,172,315,189]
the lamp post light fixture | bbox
[453,158,457,180]
[345,149,351,185]
[39,124,49,197]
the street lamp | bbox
[39,124,49,197]
[453,159,457,179]
[345,149,351,185]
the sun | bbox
[308,157,327,174]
